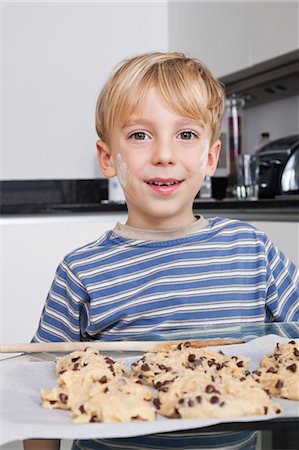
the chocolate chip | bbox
[158,364,171,372]
[90,415,99,422]
[71,357,80,363]
[240,377,246,382]
[266,367,277,373]
[264,406,268,414]
[59,393,68,404]
[218,351,224,355]
[188,399,194,407]
[184,342,191,348]
[141,363,150,371]
[231,356,238,360]
[276,408,282,414]
[178,398,185,404]
[220,401,225,407]
[105,357,114,364]
[159,386,169,393]
[210,396,219,404]
[177,343,183,350]
[155,382,162,389]
[99,376,108,384]
[275,379,284,389]
[79,405,85,414]
[294,348,299,357]
[287,363,297,373]
[135,380,143,385]
[289,340,295,345]
[205,384,216,393]
[236,361,244,368]
[253,370,261,376]
[196,395,202,403]
[50,400,57,405]
[153,398,161,409]
[188,354,196,362]
[73,363,80,371]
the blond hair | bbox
[95,52,225,144]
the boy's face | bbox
[97,87,221,229]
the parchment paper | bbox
[1,335,298,445]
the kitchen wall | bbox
[244,95,299,153]
[2,1,298,181]
[2,1,168,180]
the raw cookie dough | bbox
[156,371,282,419]
[71,377,155,423]
[130,346,249,386]
[55,347,125,376]
[41,347,155,422]
[252,340,299,400]
[41,363,118,410]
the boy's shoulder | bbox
[208,216,264,234]
[62,228,118,264]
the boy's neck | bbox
[125,214,198,231]
[115,216,208,241]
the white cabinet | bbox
[168,2,251,77]
[168,1,298,78]
[249,221,299,267]
[1,213,127,344]
[250,2,298,66]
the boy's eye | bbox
[178,131,198,140]
[129,131,149,140]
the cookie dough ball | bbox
[130,346,249,387]
[55,347,126,376]
[71,377,155,423]
[156,372,282,419]
[253,340,299,400]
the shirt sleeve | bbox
[264,237,299,322]
[32,259,90,342]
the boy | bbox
[25,52,299,450]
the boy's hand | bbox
[23,439,60,450]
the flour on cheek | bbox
[113,154,130,189]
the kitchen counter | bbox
[1,198,299,222]
[1,179,299,222]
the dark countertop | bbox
[1,179,299,221]
[1,198,299,222]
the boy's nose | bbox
[151,139,177,165]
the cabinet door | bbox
[250,221,299,267]
[250,2,298,66]
[168,2,251,78]
[1,214,127,344]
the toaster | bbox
[258,134,299,198]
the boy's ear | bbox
[205,139,221,177]
[96,140,117,178]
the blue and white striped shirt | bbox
[33,217,299,343]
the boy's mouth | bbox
[145,178,184,194]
